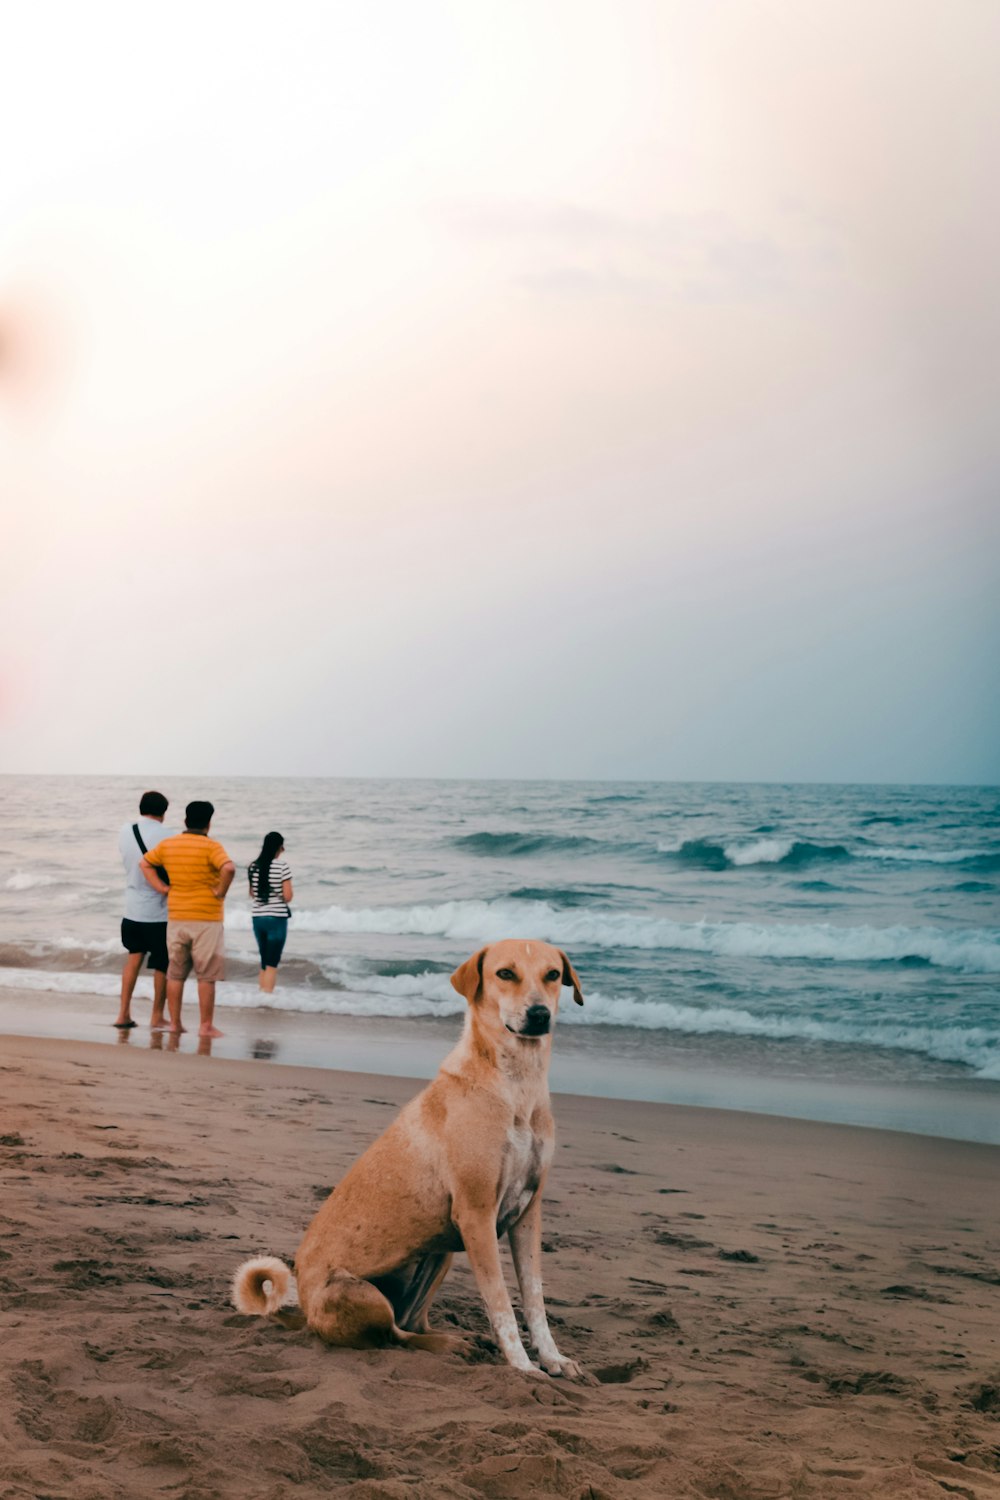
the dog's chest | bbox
[496,1121,549,1235]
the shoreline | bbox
[2,1033,999,1498]
[2,976,1000,1145]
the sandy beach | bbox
[2,1032,999,1500]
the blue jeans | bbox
[252,915,288,970]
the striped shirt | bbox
[249,859,292,917]
[145,833,232,922]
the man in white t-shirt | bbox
[115,791,177,1029]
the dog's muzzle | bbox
[518,1004,552,1037]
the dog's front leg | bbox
[455,1206,540,1374]
[509,1191,587,1380]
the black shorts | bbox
[120,918,169,973]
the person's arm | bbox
[282,878,293,903]
[140,857,169,896]
[213,861,236,900]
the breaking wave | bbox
[656,837,850,869]
[655,837,1000,872]
[224,900,1000,973]
[1,966,996,1077]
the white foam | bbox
[5,871,57,890]
[42,935,121,955]
[0,964,466,1020]
[226,900,1000,974]
[320,966,454,1001]
[0,968,131,998]
[0,965,996,1076]
[572,993,1000,1074]
[723,838,795,866]
[858,846,988,864]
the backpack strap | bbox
[132,822,169,885]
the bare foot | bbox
[199,1025,223,1038]
[150,1019,170,1031]
[167,1025,187,1034]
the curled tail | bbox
[231,1256,305,1327]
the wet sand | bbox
[2,980,998,1143]
[1,1032,999,1499]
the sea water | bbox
[1,776,998,1140]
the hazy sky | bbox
[2,0,998,782]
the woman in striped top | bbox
[248,831,293,993]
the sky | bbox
[1,0,998,783]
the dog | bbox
[232,939,587,1379]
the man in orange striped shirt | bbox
[140,800,235,1039]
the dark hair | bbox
[139,790,168,818]
[185,800,215,830]
[250,831,284,905]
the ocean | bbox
[1,776,998,1141]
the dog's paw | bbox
[540,1355,594,1383]
[442,1334,475,1358]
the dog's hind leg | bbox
[308,1269,458,1354]
[381,1252,454,1333]
[408,1252,454,1333]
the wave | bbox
[5,871,58,890]
[224,899,1000,973]
[505,886,597,907]
[1,965,996,1077]
[0,965,465,1021]
[0,938,121,968]
[452,831,604,857]
[586,997,1000,1078]
[656,837,850,869]
[655,836,1000,872]
[8,899,999,976]
[726,838,828,867]
[857,846,999,869]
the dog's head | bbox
[450,940,584,1041]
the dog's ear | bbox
[450,947,487,1003]
[559,950,585,1006]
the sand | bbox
[1,1033,999,1500]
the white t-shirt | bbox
[119,817,177,922]
[249,859,292,917]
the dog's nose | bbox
[524,1004,551,1034]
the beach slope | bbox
[1,1035,998,1499]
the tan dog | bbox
[232,939,587,1378]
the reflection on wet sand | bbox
[115,1024,278,1064]
[148,1030,181,1053]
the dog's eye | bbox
[495,968,516,981]
[544,969,561,983]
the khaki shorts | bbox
[166,920,225,983]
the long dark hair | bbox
[250,831,284,903]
